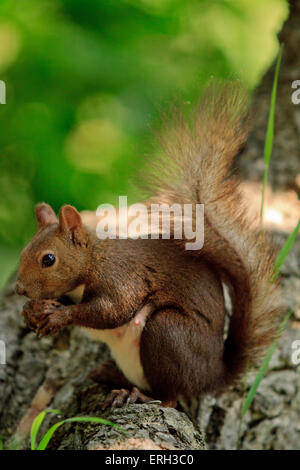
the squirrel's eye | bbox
[42,253,56,268]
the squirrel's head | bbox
[16,203,89,300]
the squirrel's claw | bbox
[103,387,159,409]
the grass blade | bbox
[260,44,283,232]
[271,220,300,281]
[30,409,61,450]
[0,435,3,450]
[36,416,125,450]
[242,342,277,416]
[242,310,291,416]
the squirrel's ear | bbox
[59,205,82,231]
[59,205,88,247]
[36,203,58,229]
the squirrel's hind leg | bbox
[140,307,223,401]
[88,359,132,388]
[89,360,173,408]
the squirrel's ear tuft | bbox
[36,203,58,229]
[59,205,88,247]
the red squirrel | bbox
[16,82,282,408]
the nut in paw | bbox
[22,299,71,336]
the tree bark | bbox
[237,0,300,193]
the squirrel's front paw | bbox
[22,299,71,337]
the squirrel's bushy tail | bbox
[143,80,283,390]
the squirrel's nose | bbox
[16,281,26,296]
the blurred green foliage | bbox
[0,0,288,288]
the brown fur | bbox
[17,81,283,404]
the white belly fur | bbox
[66,285,151,391]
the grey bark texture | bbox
[237,0,300,192]
[0,1,299,451]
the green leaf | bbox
[37,416,125,451]
[242,310,292,415]
[0,435,3,450]
[260,44,283,231]
[271,220,300,281]
[30,409,61,450]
